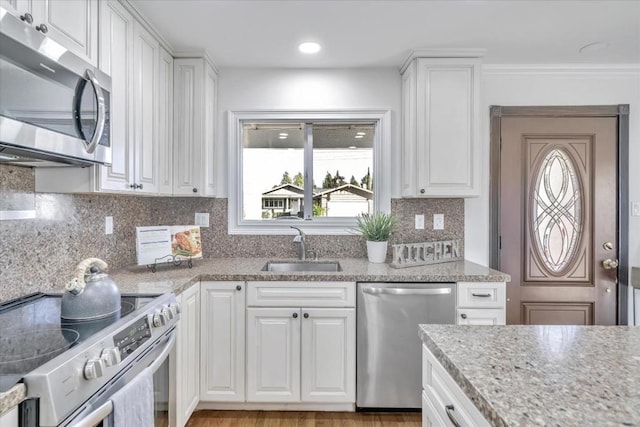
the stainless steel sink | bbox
[261,261,342,272]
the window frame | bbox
[228,110,391,235]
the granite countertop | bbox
[109,257,510,295]
[0,258,508,416]
[419,324,640,427]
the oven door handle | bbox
[72,401,113,427]
[149,332,176,373]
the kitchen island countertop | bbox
[419,324,640,427]
[109,257,510,295]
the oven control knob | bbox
[152,311,168,327]
[162,306,174,320]
[101,347,122,367]
[169,303,181,316]
[84,358,106,380]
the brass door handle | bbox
[602,259,619,269]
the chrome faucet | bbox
[291,225,307,261]
[291,226,307,260]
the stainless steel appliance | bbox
[0,7,111,167]
[356,282,456,409]
[0,292,179,426]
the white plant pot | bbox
[366,240,388,263]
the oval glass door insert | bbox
[531,148,582,274]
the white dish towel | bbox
[110,366,154,427]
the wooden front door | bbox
[500,117,618,325]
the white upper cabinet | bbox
[157,47,174,194]
[173,57,217,197]
[35,2,172,195]
[401,56,482,197]
[131,21,159,193]
[96,0,134,192]
[2,0,98,66]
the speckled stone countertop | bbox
[0,258,508,415]
[0,384,25,416]
[109,257,510,295]
[419,325,640,427]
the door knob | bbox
[602,259,619,269]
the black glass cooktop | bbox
[0,293,155,393]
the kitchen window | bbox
[228,110,391,234]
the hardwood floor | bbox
[186,410,422,427]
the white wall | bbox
[465,65,640,324]
[215,68,402,196]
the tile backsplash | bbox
[0,165,463,301]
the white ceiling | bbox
[132,0,640,68]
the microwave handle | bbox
[84,69,106,154]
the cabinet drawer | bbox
[457,308,505,325]
[457,282,505,308]
[422,390,446,427]
[423,346,490,427]
[247,282,355,308]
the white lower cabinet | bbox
[456,282,506,325]
[246,281,356,405]
[175,283,200,427]
[200,282,245,402]
[422,344,489,427]
[246,307,301,402]
[300,308,355,402]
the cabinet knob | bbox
[420,188,425,194]
[460,313,467,319]
[138,183,143,190]
[236,285,242,291]
[129,183,136,189]
[36,23,48,34]
[303,313,309,319]
[20,13,33,24]
[192,188,198,193]
[292,313,298,319]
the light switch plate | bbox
[105,216,113,235]
[195,212,210,227]
[632,202,640,217]
[433,214,444,230]
[415,214,425,230]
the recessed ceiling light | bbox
[579,41,609,53]
[298,42,321,54]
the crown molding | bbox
[481,64,640,77]
[118,0,173,53]
[400,48,487,73]
[173,50,219,74]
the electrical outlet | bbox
[632,202,640,217]
[105,216,113,235]
[195,212,210,227]
[415,214,425,230]
[433,214,444,230]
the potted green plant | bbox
[356,212,397,263]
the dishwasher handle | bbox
[362,286,452,296]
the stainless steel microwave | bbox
[0,7,111,167]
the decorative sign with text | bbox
[136,225,202,266]
[389,239,462,269]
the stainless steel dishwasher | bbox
[356,282,456,409]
